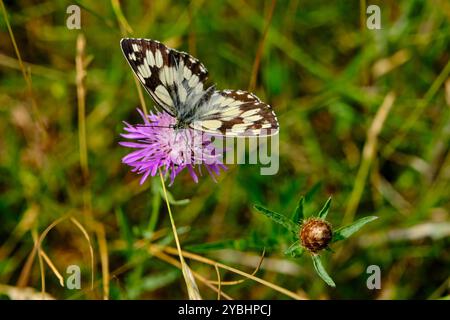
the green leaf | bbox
[292,197,305,224]
[332,216,378,243]
[139,270,180,292]
[305,182,322,202]
[155,173,190,205]
[284,241,305,258]
[317,197,332,219]
[158,186,190,206]
[115,207,133,252]
[311,255,336,287]
[254,205,299,234]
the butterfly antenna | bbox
[183,129,191,153]
[137,124,174,129]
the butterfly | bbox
[120,38,279,137]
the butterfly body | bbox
[172,119,189,130]
[121,38,279,137]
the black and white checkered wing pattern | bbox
[120,38,208,117]
[121,38,279,137]
[191,90,279,137]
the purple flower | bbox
[120,109,226,185]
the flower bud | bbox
[300,218,332,253]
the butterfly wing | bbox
[121,38,279,137]
[120,38,209,117]
[190,90,279,137]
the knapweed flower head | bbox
[255,196,378,287]
[120,109,226,185]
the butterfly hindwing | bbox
[191,90,279,137]
[120,38,209,117]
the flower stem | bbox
[159,170,184,263]
[158,170,201,299]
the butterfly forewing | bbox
[191,90,279,137]
[120,38,209,117]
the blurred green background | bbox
[0,0,449,300]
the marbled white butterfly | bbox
[120,38,279,136]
